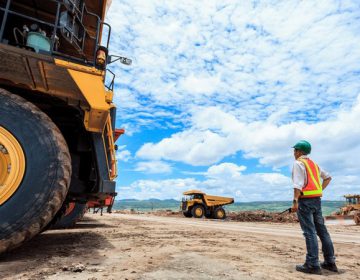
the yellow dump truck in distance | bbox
[326,194,360,225]
[0,0,129,253]
[181,190,234,219]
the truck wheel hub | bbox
[217,210,224,218]
[0,127,25,205]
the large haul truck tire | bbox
[214,207,226,219]
[0,89,71,253]
[192,204,205,218]
[51,202,87,229]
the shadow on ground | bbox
[48,218,116,230]
[71,222,116,229]
[1,230,113,260]
[0,226,114,279]
[0,213,118,279]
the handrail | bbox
[105,68,115,91]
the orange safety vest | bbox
[298,158,322,198]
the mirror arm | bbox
[107,55,132,66]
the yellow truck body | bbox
[181,190,234,219]
[326,194,360,225]
[0,0,126,253]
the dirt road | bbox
[1,213,359,280]
[121,214,360,244]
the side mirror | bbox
[107,55,132,66]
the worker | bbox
[291,140,338,274]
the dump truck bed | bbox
[203,195,234,207]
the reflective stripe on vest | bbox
[298,158,322,197]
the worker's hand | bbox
[291,200,298,213]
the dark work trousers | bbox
[297,197,336,267]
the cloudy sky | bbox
[106,0,360,201]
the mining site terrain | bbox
[0,213,359,280]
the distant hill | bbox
[118,198,178,203]
[114,199,344,216]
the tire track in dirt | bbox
[118,214,360,244]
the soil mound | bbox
[228,210,298,223]
[114,209,298,223]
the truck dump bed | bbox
[203,195,234,207]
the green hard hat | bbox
[293,140,311,154]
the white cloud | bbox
[116,146,132,162]
[134,161,172,174]
[108,1,360,131]
[118,162,359,201]
[109,1,360,200]
[117,178,199,200]
[206,162,246,179]
[117,162,292,201]
[179,74,221,95]
[137,95,360,177]
[136,129,233,166]
[201,163,291,201]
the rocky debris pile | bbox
[114,209,298,223]
[228,210,298,223]
[151,210,182,217]
[61,263,86,273]
[113,209,141,214]
[151,209,297,222]
[113,209,182,216]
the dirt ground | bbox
[0,213,359,280]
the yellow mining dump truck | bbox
[326,194,360,225]
[181,190,234,219]
[343,195,360,225]
[0,0,130,253]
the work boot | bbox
[296,264,322,275]
[321,262,338,272]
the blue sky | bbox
[106,0,360,201]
